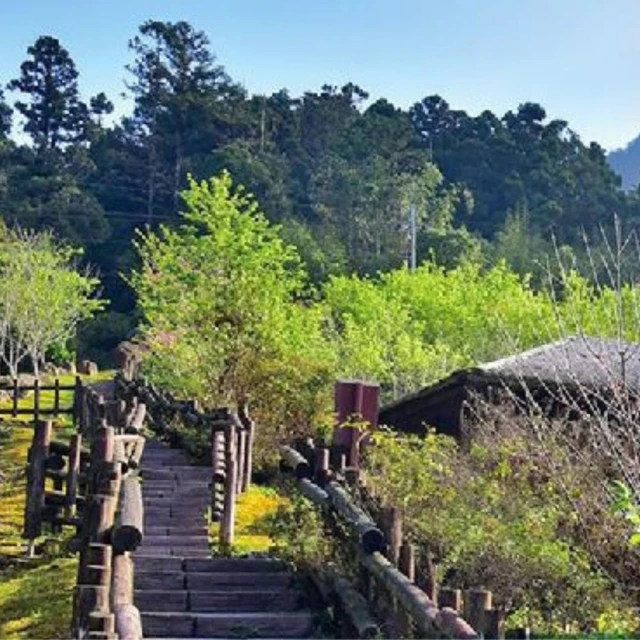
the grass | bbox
[0,557,77,639]
[209,485,289,555]
[0,370,114,639]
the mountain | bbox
[608,135,640,190]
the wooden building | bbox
[378,336,640,439]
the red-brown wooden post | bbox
[333,380,379,468]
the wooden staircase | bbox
[135,440,316,639]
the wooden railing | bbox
[280,440,499,640]
[114,373,254,549]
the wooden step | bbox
[136,547,211,558]
[186,572,294,590]
[141,536,209,547]
[144,526,209,537]
[183,558,287,573]
[135,570,186,590]
[189,589,304,612]
[135,589,303,613]
[133,555,183,572]
[141,611,314,638]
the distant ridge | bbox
[608,134,640,190]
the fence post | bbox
[220,419,237,549]
[381,506,403,566]
[66,434,82,519]
[53,378,60,417]
[23,419,52,556]
[464,589,492,638]
[33,378,40,424]
[314,447,330,486]
[438,588,462,612]
[12,377,18,417]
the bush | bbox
[363,428,638,635]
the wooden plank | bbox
[220,421,237,548]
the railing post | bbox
[65,434,82,519]
[464,589,492,639]
[211,428,225,522]
[236,426,246,495]
[23,419,52,556]
[220,418,237,549]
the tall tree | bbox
[0,88,11,139]
[8,36,86,149]
[126,20,245,218]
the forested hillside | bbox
[1,19,640,359]
[609,134,640,190]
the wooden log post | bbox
[485,608,506,640]
[243,416,254,491]
[422,548,438,603]
[112,476,144,553]
[111,552,134,607]
[398,542,417,637]
[464,589,492,638]
[381,506,402,566]
[438,588,462,612]
[73,375,83,430]
[399,542,416,582]
[314,447,330,486]
[65,435,82,520]
[220,420,237,549]
[53,378,60,417]
[12,377,18,417]
[23,420,53,555]
[114,604,143,640]
[211,428,225,522]
[33,378,40,424]
[236,427,247,495]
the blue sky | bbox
[2,0,640,150]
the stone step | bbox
[133,555,184,572]
[135,571,186,591]
[141,611,314,638]
[143,519,209,529]
[135,589,303,613]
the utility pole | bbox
[410,204,417,271]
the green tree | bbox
[8,36,87,149]
[0,225,105,376]
[131,172,335,455]
[0,88,11,139]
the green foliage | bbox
[0,225,105,375]
[131,172,336,458]
[364,430,638,635]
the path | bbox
[134,439,317,638]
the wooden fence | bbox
[0,377,77,421]
[280,441,505,640]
